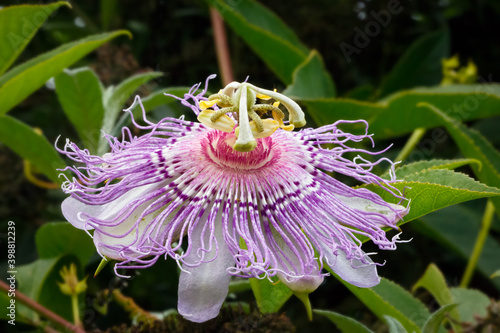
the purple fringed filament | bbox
[59,76,409,323]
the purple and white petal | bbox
[58,76,409,323]
[177,217,234,323]
[320,239,380,288]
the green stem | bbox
[295,292,313,321]
[112,289,157,324]
[460,200,495,288]
[394,127,426,163]
[71,294,81,327]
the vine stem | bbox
[71,294,81,327]
[460,200,496,288]
[394,127,426,163]
[111,289,157,324]
[23,160,59,189]
[0,279,85,333]
[210,7,234,86]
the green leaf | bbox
[0,30,131,115]
[16,256,84,323]
[37,256,85,325]
[387,158,480,179]
[130,87,191,116]
[283,50,336,99]
[207,0,310,84]
[35,221,95,266]
[448,287,490,325]
[384,316,409,333]
[112,86,192,137]
[1,292,14,322]
[412,264,453,305]
[415,204,500,291]
[419,102,500,215]
[0,292,9,320]
[377,29,450,98]
[55,67,105,154]
[419,102,500,184]
[422,304,458,333]
[314,309,374,333]
[0,2,70,76]
[305,83,500,139]
[344,84,375,101]
[0,115,66,184]
[335,276,429,333]
[99,71,163,154]
[412,264,461,329]
[0,289,31,324]
[362,169,500,224]
[249,277,292,314]
[16,257,59,322]
[492,270,500,278]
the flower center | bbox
[197,82,306,153]
[201,130,279,172]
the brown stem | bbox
[0,280,85,333]
[210,7,234,85]
[111,289,157,325]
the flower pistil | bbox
[197,82,305,152]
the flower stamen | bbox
[208,93,233,107]
[235,119,279,139]
[248,109,264,132]
[253,103,294,131]
[198,99,218,110]
[198,110,235,133]
[209,106,238,123]
[196,81,306,152]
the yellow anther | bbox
[268,105,293,131]
[273,110,293,131]
[197,110,235,133]
[235,119,279,139]
[280,123,294,131]
[199,99,219,110]
[256,93,272,100]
